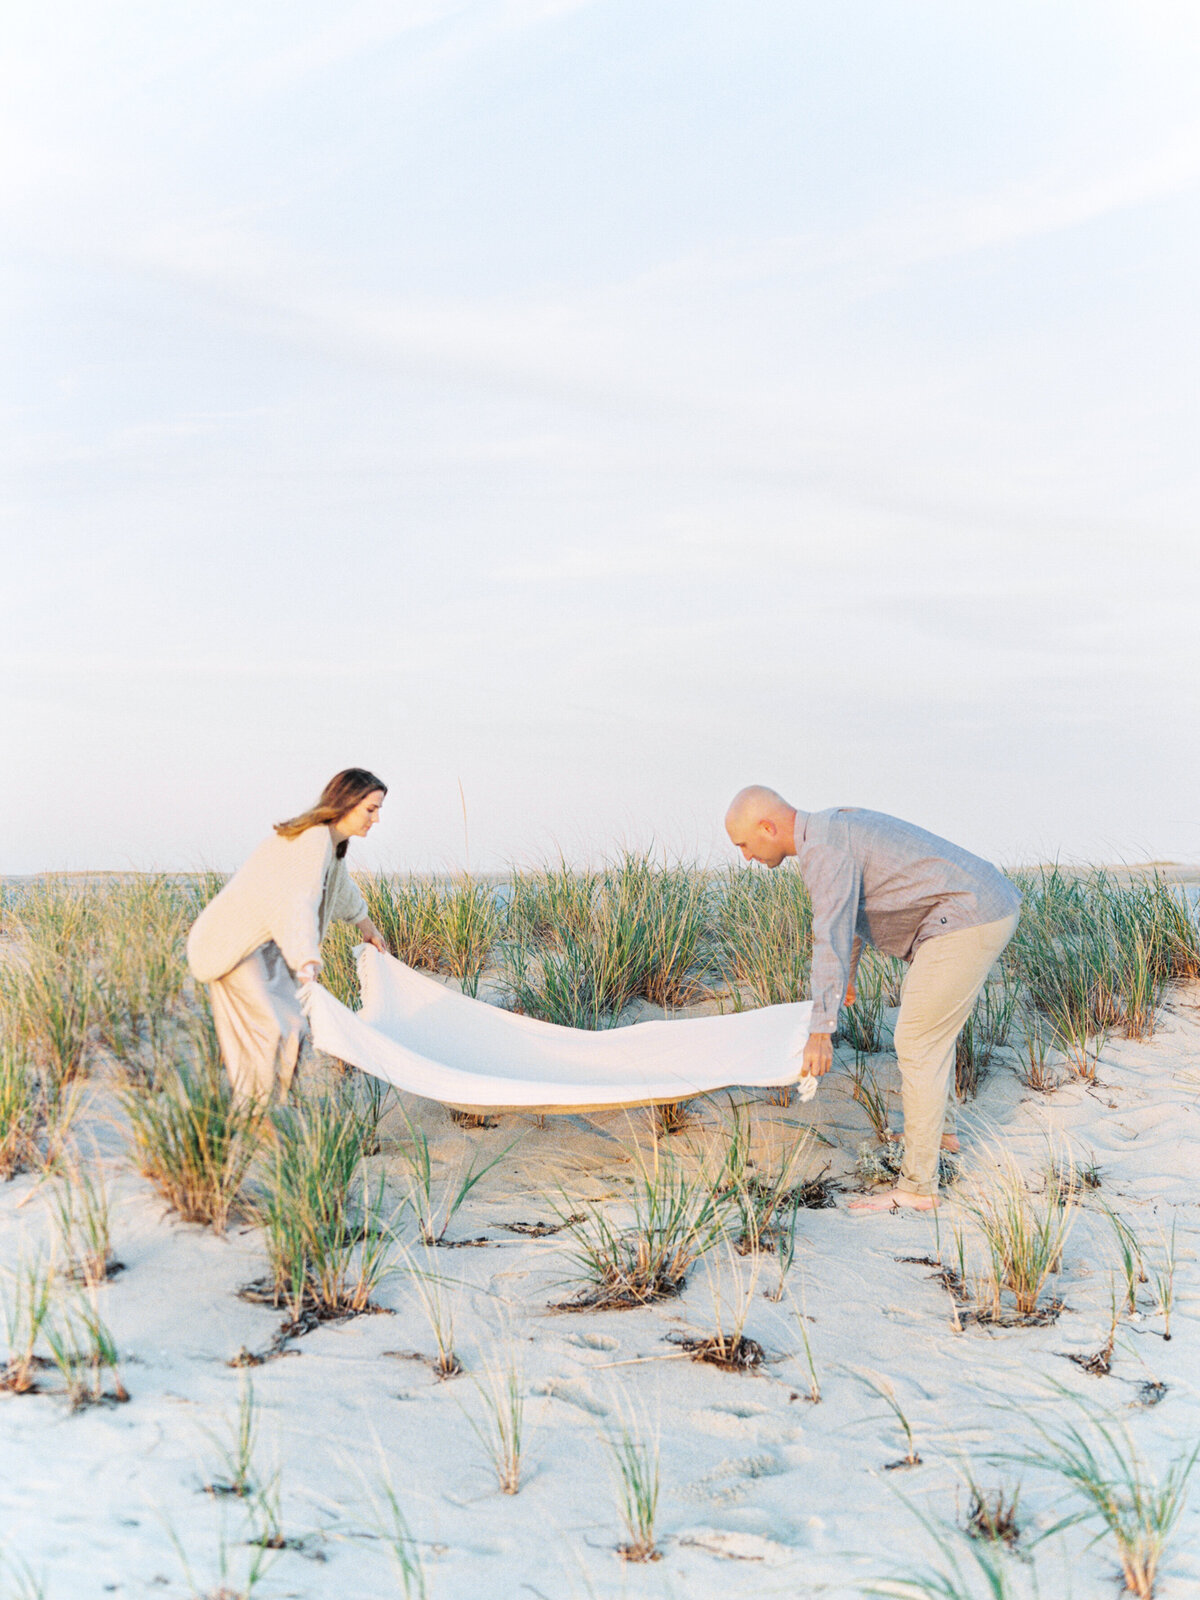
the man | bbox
[724,786,1020,1212]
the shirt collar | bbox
[792,808,809,852]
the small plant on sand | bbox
[649,1098,693,1137]
[1069,1279,1122,1376]
[867,1508,1033,1598]
[0,1048,41,1179]
[965,1150,1076,1323]
[463,1349,526,1490]
[849,1054,894,1143]
[839,956,891,1054]
[669,1244,765,1370]
[1103,1206,1147,1315]
[0,1255,55,1394]
[955,980,1018,1100]
[398,1108,509,1245]
[121,1013,264,1232]
[373,1477,429,1599]
[48,1160,118,1286]
[166,1516,276,1600]
[403,1249,463,1378]
[1013,1401,1198,1598]
[606,1411,661,1562]
[857,1141,962,1192]
[555,1144,730,1309]
[0,1553,47,1600]
[202,1377,260,1498]
[852,1367,921,1469]
[765,1193,802,1302]
[1148,1221,1176,1341]
[254,1093,394,1319]
[961,1468,1022,1548]
[42,1289,129,1409]
[1016,1021,1059,1093]
[718,1105,810,1254]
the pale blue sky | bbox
[4,1,1199,874]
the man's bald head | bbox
[724,786,799,869]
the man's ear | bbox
[760,818,778,839]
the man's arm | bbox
[799,849,862,1077]
[845,935,863,1006]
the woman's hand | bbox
[357,918,387,953]
[297,961,320,985]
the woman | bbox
[187,768,389,1105]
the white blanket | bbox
[302,946,816,1112]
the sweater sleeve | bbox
[271,828,330,974]
[804,849,862,1034]
[326,860,368,927]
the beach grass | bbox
[120,1014,264,1234]
[463,1349,526,1488]
[965,1149,1076,1321]
[42,1287,128,1409]
[711,862,813,1007]
[955,978,1018,1100]
[719,1101,810,1254]
[1012,1402,1198,1598]
[202,1377,260,1499]
[48,1158,116,1287]
[852,1367,921,1469]
[0,1047,43,1181]
[0,1253,55,1394]
[605,1411,661,1561]
[254,1090,394,1319]
[556,1142,731,1309]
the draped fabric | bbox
[302,946,816,1113]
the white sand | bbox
[4,986,1200,1598]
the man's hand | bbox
[844,983,856,1007]
[800,1032,834,1078]
[358,918,387,953]
[297,961,320,985]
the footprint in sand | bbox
[530,1376,609,1416]
[688,1402,782,1439]
[681,1452,788,1504]
[563,1331,619,1352]
[678,1527,795,1564]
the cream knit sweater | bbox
[186,825,369,984]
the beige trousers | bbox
[207,941,306,1106]
[894,911,1019,1197]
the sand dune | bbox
[3,977,1200,1598]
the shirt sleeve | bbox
[272,829,329,975]
[804,848,862,1034]
[327,860,369,927]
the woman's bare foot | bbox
[941,1133,960,1154]
[848,1188,938,1213]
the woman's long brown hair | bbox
[275,768,387,857]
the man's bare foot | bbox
[848,1188,938,1214]
[941,1134,960,1154]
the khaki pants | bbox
[207,941,306,1107]
[894,912,1019,1197]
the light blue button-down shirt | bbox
[794,808,1021,1033]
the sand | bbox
[4,980,1200,1599]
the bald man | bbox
[725,787,1021,1211]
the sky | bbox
[3,1,1199,875]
